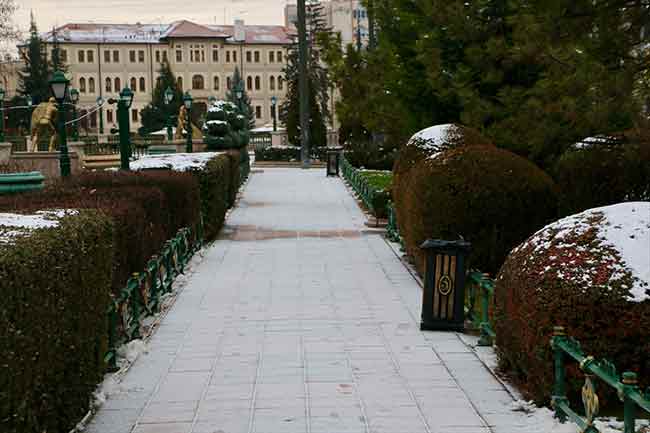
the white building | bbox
[15,20,292,132]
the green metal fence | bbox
[340,155,391,219]
[7,136,27,152]
[105,223,203,370]
[551,327,650,433]
[466,272,496,346]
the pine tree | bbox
[139,60,183,134]
[279,0,332,148]
[50,26,67,72]
[225,66,255,129]
[17,12,50,105]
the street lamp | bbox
[163,86,174,141]
[235,82,244,112]
[97,96,105,135]
[183,91,193,153]
[270,95,278,132]
[0,86,5,143]
[49,70,71,177]
[25,93,33,137]
[208,95,216,105]
[109,87,134,170]
[69,88,79,141]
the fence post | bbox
[622,372,638,433]
[478,277,492,346]
[551,325,568,422]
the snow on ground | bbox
[521,202,650,302]
[130,152,222,172]
[572,135,621,150]
[0,210,77,244]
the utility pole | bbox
[297,0,310,168]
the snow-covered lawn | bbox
[130,152,223,172]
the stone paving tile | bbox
[86,168,546,433]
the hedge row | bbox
[254,146,327,162]
[0,211,114,433]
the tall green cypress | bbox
[225,66,255,129]
[18,12,50,105]
[139,60,182,134]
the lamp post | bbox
[49,70,71,177]
[97,96,105,135]
[109,87,134,170]
[208,95,216,106]
[270,96,278,132]
[70,88,79,141]
[25,93,33,136]
[235,82,244,112]
[164,86,174,141]
[0,86,5,143]
[183,91,193,153]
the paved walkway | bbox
[87,168,560,433]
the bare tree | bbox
[0,0,18,48]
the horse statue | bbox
[30,98,58,152]
[174,105,202,140]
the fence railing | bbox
[551,327,650,433]
[7,136,27,152]
[340,155,390,219]
[105,223,202,370]
[250,133,272,148]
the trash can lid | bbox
[420,239,471,251]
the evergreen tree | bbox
[50,26,67,72]
[139,60,183,134]
[225,66,255,129]
[279,0,332,148]
[17,12,50,105]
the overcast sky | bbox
[15,0,291,35]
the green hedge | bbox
[254,146,327,162]
[554,139,650,216]
[0,210,114,433]
[196,151,240,239]
[394,145,558,275]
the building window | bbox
[107,109,113,123]
[114,77,121,91]
[226,51,230,63]
[78,50,85,63]
[246,76,253,91]
[129,50,136,63]
[139,77,146,92]
[255,106,261,119]
[246,51,252,63]
[269,51,275,63]
[138,50,145,63]
[254,51,260,63]
[104,50,111,63]
[176,50,182,62]
[90,111,97,128]
[277,51,283,63]
[233,50,237,63]
[278,76,284,90]
[113,50,120,62]
[89,77,95,93]
[87,50,94,63]
[155,51,160,63]
[162,51,168,62]
[192,74,204,90]
[270,76,275,91]
[177,76,183,91]
[60,49,67,62]
[131,109,138,122]
[79,77,86,92]
[254,76,261,91]
[226,76,232,90]
[212,48,219,62]
[213,76,220,91]
[105,77,112,92]
[130,77,137,91]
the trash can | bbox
[326,147,342,176]
[420,239,471,331]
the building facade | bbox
[24,20,291,132]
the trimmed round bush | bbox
[554,133,650,216]
[393,128,558,275]
[494,202,650,405]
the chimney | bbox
[234,19,246,42]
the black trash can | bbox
[326,147,342,176]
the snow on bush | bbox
[0,209,78,244]
[130,152,222,172]
[406,123,492,160]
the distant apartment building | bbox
[15,20,291,132]
[285,1,370,47]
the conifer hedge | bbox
[0,210,114,433]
